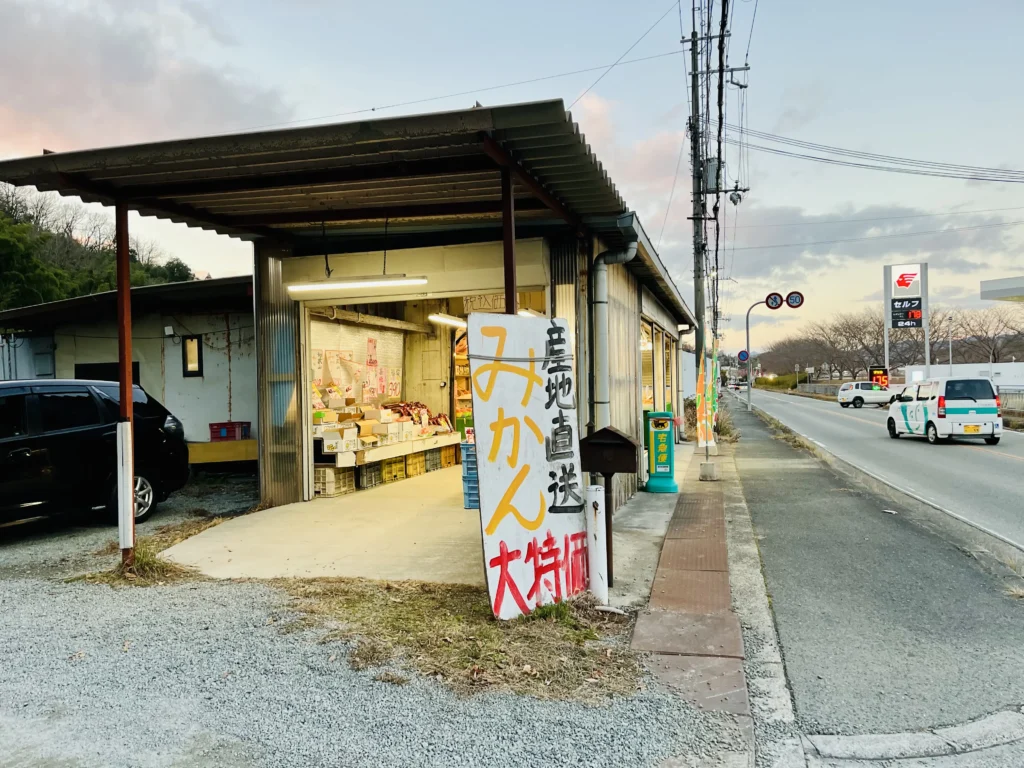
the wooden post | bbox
[115,203,135,568]
[501,167,516,315]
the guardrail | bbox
[797,383,841,396]
[1002,390,1024,413]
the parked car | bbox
[886,377,1002,445]
[837,381,891,408]
[0,380,189,525]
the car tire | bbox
[840,402,850,408]
[853,397,864,408]
[926,422,942,445]
[985,437,1001,445]
[105,473,160,525]
[888,418,899,439]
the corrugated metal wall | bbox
[606,260,641,508]
[550,238,587,432]
[254,244,303,507]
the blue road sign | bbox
[738,349,750,363]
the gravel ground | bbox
[0,473,258,580]
[0,578,739,768]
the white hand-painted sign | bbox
[468,313,589,620]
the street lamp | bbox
[745,291,804,412]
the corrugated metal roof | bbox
[0,99,695,328]
[0,100,626,240]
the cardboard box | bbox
[373,422,402,437]
[400,422,418,440]
[342,438,359,452]
[363,408,394,423]
[355,419,380,437]
[358,435,379,449]
[313,410,339,425]
[312,424,326,437]
[326,395,348,409]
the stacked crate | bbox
[440,444,457,468]
[314,466,356,498]
[460,442,479,509]
[405,451,426,478]
[382,456,407,484]
[357,462,383,490]
[424,448,442,473]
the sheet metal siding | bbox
[606,261,640,509]
[549,238,586,431]
[255,244,303,507]
[641,285,679,339]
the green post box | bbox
[646,411,678,493]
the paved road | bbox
[730,405,1024,739]
[735,388,1024,549]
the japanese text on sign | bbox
[468,314,589,620]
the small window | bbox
[901,385,918,401]
[38,389,101,433]
[917,383,933,401]
[945,379,995,401]
[182,335,203,378]
[0,392,29,440]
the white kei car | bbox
[837,381,891,408]
[886,377,1002,445]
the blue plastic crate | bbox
[463,491,480,509]
[460,442,477,462]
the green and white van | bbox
[886,377,1003,445]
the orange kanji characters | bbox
[483,464,547,535]
[488,407,543,468]
[488,540,529,617]
[472,326,543,406]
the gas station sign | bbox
[869,366,889,389]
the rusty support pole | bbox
[115,203,135,568]
[501,167,516,315]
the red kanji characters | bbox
[526,531,564,605]
[563,531,589,596]
[488,540,529,617]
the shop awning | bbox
[0,99,695,328]
[0,100,625,240]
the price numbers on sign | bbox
[890,298,924,327]
[765,292,784,310]
[869,366,889,389]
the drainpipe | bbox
[593,242,638,430]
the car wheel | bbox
[888,418,899,439]
[105,473,160,525]
[985,436,1001,445]
[926,423,942,445]
[840,402,850,408]
[853,397,864,408]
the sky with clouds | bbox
[2,0,1022,352]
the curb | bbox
[802,708,1024,763]
[746,402,1024,565]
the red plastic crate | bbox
[209,421,251,441]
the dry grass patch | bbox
[1004,584,1024,600]
[81,516,221,586]
[280,578,641,700]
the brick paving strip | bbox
[632,446,755,767]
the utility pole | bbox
[689,25,706,364]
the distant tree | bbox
[0,214,67,311]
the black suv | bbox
[0,380,189,525]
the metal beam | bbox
[114,203,135,568]
[58,173,287,241]
[310,308,432,334]
[481,134,584,235]
[116,155,497,198]
[229,198,548,227]
[502,167,516,315]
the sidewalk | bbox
[631,443,759,768]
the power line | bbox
[223,50,685,135]
[658,135,688,249]
[729,218,1024,252]
[724,138,1024,183]
[733,205,1024,228]
[569,1,679,109]
[744,0,759,64]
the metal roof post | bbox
[501,167,516,315]
[115,203,136,568]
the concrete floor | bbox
[164,444,697,591]
[163,467,486,585]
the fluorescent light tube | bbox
[287,275,427,293]
[428,313,468,329]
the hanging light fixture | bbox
[517,308,544,318]
[428,313,467,329]
[288,275,427,294]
